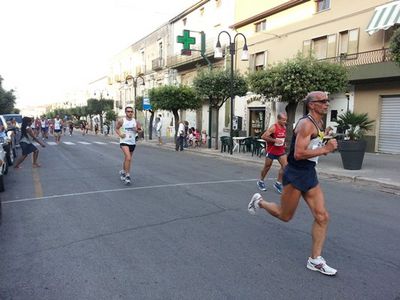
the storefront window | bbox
[249,109,265,137]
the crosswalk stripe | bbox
[110,141,119,145]
[63,142,75,145]
[93,141,107,144]
[47,142,57,145]
[77,141,91,145]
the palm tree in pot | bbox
[336,111,374,170]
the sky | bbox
[0,0,197,108]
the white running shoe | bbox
[248,193,262,215]
[119,170,126,181]
[307,256,337,276]
[124,175,131,185]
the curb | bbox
[140,140,400,193]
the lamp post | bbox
[94,90,109,100]
[214,31,248,154]
[125,74,145,118]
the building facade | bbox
[232,0,400,153]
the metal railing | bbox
[166,40,217,68]
[152,58,164,71]
[319,48,392,67]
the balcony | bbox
[152,58,164,71]
[319,48,392,67]
[319,48,400,82]
[166,40,219,70]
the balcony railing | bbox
[167,40,216,68]
[152,57,164,71]
[319,48,392,67]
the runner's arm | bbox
[261,125,276,143]
[294,119,336,160]
[115,119,125,138]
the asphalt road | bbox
[0,133,399,300]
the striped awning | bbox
[366,1,400,35]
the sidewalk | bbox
[139,137,400,192]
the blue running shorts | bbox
[283,165,319,193]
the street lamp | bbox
[215,31,248,154]
[93,90,109,100]
[125,74,145,118]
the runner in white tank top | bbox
[115,106,142,185]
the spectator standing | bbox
[155,117,162,145]
[176,121,185,151]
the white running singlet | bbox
[119,118,137,145]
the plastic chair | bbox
[220,136,233,153]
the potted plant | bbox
[336,111,374,170]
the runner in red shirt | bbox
[256,112,288,194]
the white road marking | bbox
[46,142,58,145]
[93,141,107,144]
[110,141,119,145]
[3,179,257,204]
[63,141,75,145]
[77,141,91,145]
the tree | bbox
[86,98,114,133]
[248,54,348,143]
[390,27,400,66]
[192,69,248,149]
[0,76,17,114]
[68,106,88,121]
[149,85,201,137]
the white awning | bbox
[366,1,400,35]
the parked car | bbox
[0,115,16,166]
[0,136,8,192]
[2,114,22,148]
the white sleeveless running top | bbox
[119,118,137,145]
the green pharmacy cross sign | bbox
[177,30,196,55]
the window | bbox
[255,52,266,70]
[158,41,163,58]
[303,34,336,59]
[249,51,268,71]
[303,40,311,57]
[327,34,336,58]
[255,20,266,32]
[339,29,359,55]
[313,37,328,59]
[316,0,330,12]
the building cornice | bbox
[231,0,309,29]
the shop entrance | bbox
[249,108,265,137]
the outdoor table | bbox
[232,137,246,152]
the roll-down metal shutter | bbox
[378,96,400,154]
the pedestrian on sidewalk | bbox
[14,117,46,169]
[155,117,162,145]
[257,112,288,194]
[115,106,141,185]
[248,91,338,276]
[176,121,185,151]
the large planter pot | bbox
[338,140,367,170]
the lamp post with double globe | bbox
[214,31,248,153]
